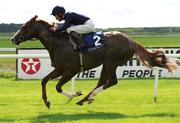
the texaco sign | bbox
[21,58,41,74]
[17,49,54,79]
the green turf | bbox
[131,36,180,47]
[0,78,179,123]
[0,51,16,71]
[0,39,44,48]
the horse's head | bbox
[11,15,39,45]
[11,15,53,45]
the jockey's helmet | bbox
[51,6,65,16]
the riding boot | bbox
[70,31,86,50]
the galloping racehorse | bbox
[11,16,177,108]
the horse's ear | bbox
[30,15,38,22]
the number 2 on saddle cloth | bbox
[81,31,105,53]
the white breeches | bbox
[66,19,95,34]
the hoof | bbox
[88,99,94,104]
[76,90,83,96]
[76,101,83,106]
[45,101,51,109]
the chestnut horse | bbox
[11,16,177,108]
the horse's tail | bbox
[134,42,177,72]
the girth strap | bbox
[79,52,84,72]
[69,36,84,71]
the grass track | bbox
[0,78,180,123]
[132,36,180,47]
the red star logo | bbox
[21,58,41,74]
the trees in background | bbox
[0,23,22,32]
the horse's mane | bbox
[37,19,53,29]
[37,19,69,39]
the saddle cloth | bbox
[81,31,105,53]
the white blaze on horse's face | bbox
[11,20,36,45]
[11,30,21,45]
[11,23,27,45]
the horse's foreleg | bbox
[41,69,61,109]
[56,70,76,99]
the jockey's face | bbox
[55,13,64,22]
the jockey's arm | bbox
[56,18,70,32]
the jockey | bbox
[50,6,95,50]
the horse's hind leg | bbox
[41,69,62,108]
[86,64,118,104]
[76,65,108,106]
